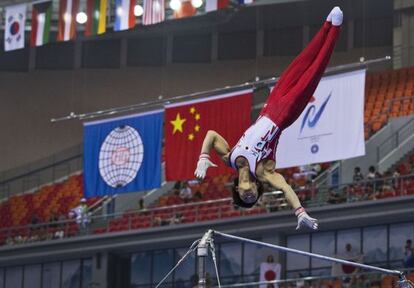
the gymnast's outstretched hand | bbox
[296,209,319,230]
[194,154,217,180]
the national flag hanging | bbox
[143,0,165,25]
[4,4,26,52]
[205,0,229,12]
[259,262,281,288]
[85,0,107,36]
[114,0,135,31]
[57,0,79,42]
[83,111,164,197]
[31,1,52,47]
[165,90,253,181]
[238,0,253,4]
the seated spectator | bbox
[404,239,414,268]
[345,185,359,202]
[139,198,145,210]
[179,181,193,202]
[392,170,404,195]
[293,165,318,181]
[169,213,183,225]
[172,181,182,196]
[153,216,170,226]
[378,172,396,199]
[49,212,59,228]
[328,187,346,204]
[31,214,41,225]
[332,243,363,277]
[58,214,66,222]
[366,166,381,180]
[353,167,364,182]
[193,190,203,201]
[31,214,41,233]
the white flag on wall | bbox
[4,4,26,51]
[259,262,281,288]
[276,69,366,169]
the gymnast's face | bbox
[238,168,258,204]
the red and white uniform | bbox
[229,116,281,177]
[230,21,341,177]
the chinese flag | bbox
[165,91,253,181]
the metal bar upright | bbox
[197,229,213,288]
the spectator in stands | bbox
[404,239,414,268]
[392,170,402,192]
[49,212,59,228]
[377,172,396,199]
[179,181,193,202]
[343,243,363,263]
[153,216,169,226]
[366,166,381,180]
[31,214,41,226]
[139,198,145,210]
[332,243,363,278]
[293,165,317,181]
[345,185,360,202]
[30,213,41,234]
[353,167,364,182]
[70,198,91,234]
[169,213,183,225]
[172,181,182,196]
[58,214,66,222]
[193,190,203,201]
[327,187,346,204]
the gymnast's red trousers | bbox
[260,21,341,130]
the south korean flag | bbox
[4,4,26,51]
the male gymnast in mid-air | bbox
[194,7,343,230]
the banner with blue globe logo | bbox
[83,110,163,197]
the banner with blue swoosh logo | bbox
[276,70,366,169]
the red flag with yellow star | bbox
[165,90,253,180]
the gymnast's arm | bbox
[262,171,302,210]
[194,130,230,180]
[263,170,318,230]
[200,130,230,163]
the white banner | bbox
[276,69,366,169]
[4,4,26,51]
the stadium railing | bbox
[131,268,414,287]
[0,173,413,247]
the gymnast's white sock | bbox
[330,6,343,26]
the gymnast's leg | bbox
[261,7,343,129]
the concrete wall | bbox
[340,115,414,183]
[394,0,414,68]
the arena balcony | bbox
[0,172,413,248]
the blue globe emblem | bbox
[311,144,319,154]
[99,126,144,188]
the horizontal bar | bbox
[214,230,402,276]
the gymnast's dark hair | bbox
[232,177,264,209]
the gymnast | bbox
[194,7,343,230]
